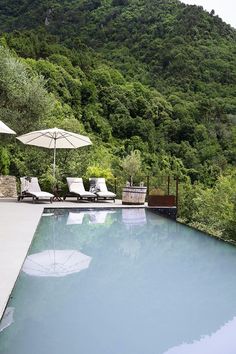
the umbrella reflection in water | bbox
[22,250,91,277]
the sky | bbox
[180,0,236,28]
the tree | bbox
[0,147,10,175]
[121,150,142,186]
[112,0,129,6]
[0,46,54,133]
[225,196,236,241]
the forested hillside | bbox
[0,0,236,239]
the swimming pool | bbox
[1,208,236,354]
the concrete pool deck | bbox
[0,198,147,320]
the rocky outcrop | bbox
[0,176,17,198]
[45,8,53,26]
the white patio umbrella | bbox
[17,127,92,177]
[22,250,92,277]
[0,120,16,134]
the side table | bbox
[52,187,63,201]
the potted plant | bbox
[148,187,176,207]
[121,150,147,205]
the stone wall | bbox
[0,175,17,198]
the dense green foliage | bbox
[0,0,236,238]
[178,172,236,240]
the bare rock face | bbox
[45,17,50,26]
[45,8,53,26]
[0,176,17,198]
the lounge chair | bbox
[18,177,54,203]
[64,177,97,202]
[89,178,116,202]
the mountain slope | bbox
[1,0,236,95]
[0,0,236,186]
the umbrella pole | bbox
[53,138,56,179]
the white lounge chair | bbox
[89,178,116,202]
[18,177,54,203]
[64,177,97,202]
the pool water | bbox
[1,208,236,354]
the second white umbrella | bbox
[17,127,92,177]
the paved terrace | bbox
[0,198,146,320]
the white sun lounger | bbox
[64,177,97,202]
[89,178,116,202]
[18,177,54,203]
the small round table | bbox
[52,187,63,201]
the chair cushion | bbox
[70,189,96,198]
[96,191,116,198]
[31,191,54,198]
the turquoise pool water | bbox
[1,208,236,354]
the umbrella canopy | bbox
[17,127,92,177]
[22,250,92,277]
[0,120,16,134]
